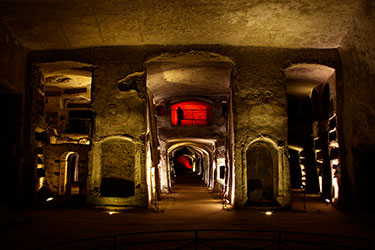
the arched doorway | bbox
[167,141,213,189]
[145,52,235,208]
[66,152,80,195]
[59,152,80,195]
[285,63,340,204]
[246,141,278,206]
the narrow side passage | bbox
[158,171,222,215]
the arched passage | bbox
[59,151,80,195]
[285,63,340,204]
[145,52,235,208]
[33,61,94,202]
[244,136,287,207]
[167,140,214,189]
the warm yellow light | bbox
[331,170,339,200]
[158,164,164,192]
[265,211,273,216]
[46,197,54,202]
[145,146,152,205]
[107,211,119,215]
[151,166,156,195]
[331,159,339,165]
[329,142,339,147]
[318,176,323,193]
[231,166,235,205]
[38,176,46,190]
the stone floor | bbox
[1,173,375,249]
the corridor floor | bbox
[1,172,375,249]
[157,171,223,216]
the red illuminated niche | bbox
[171,101,212,125]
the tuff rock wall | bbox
[338,0,375,210]
[29,46,340,208]
[43,144,89,195]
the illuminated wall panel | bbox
[171,101,212,126]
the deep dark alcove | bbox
[100,178,135,197]
[246,142,277,203]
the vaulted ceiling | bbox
[0,0,360,50]
[146,53,233,100]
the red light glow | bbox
[171,101,212,125]
[176,156,192,169]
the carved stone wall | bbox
[29,45,341,208]
[246,141,278,201]
[337,0,375,209]
[43,144,89,195]
[100,138,135,197]
[88,135,146,207]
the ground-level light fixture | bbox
[265,211,273,216]
[107,211,120,215]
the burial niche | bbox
[246,141,278,204]
[100,138,135,197]
[171,101,213,126]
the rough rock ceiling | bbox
[39,61,93,89]
[0,0,360,50]
[147,53,233,100]
[39,61,93,100]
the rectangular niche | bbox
[100,139,135,197]
[171,101,213,126]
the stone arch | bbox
[58,151,86,195]
[285,63,340,203]
[145,51,235,203]
[244,136,288,206]
[167,140,213,187]
[91,135,141,199]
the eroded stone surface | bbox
[101,139,135,181]
[0,0,360,50]
[337,0,375,209]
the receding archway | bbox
[285,63,339,204]
[145,52,235,208]
[167,140,214,189]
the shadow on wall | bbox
[100,178,135,197]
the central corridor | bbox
[158,172,223,215]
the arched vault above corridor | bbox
[285,63,335,97]
[146,52,234,101]
[167,138,216,155]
